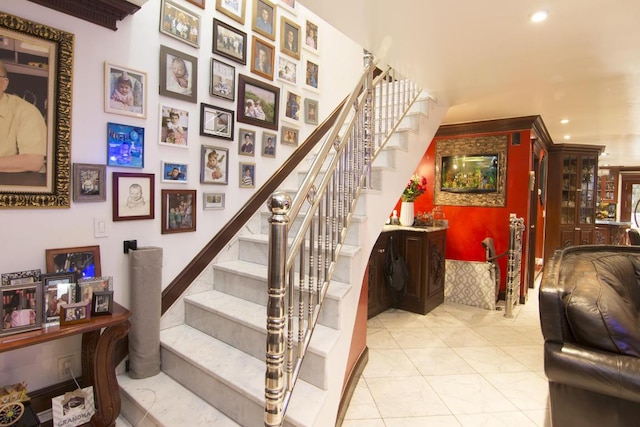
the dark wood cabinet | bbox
[597,168,619,203]
[367,235,394,318]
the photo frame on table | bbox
[104,62,147,118]
[200,103,234,140]
[303,19,319,53]
[60,301,91,326]
[303,56,319,91]
[1,269,41,287]
[304,98,318,125]
[162,161,189,183]
[213,19,247,65]
[239,162,256,188]
[45,245,101,280]
[201,145,229,185]
[159,105,189,148]
[252,0,276,41]
[281,126,299,146]
[185,0,205,8]
[73,163,107,202]
[112,172,155,221]
[238,129,256,156]
[160,45,198,103]
[160,0,201,48]
[91,290,113,316]
[280,17,301,60]
[0,12,73,208]
[77,276,113,304]
[161,189,197,234]
[210,58,236,101]
[283,90,301,122]
[106,122,145,168]
[215,0,246,24]
[276,55,298,85]
[237,74,280,130]
[250,36,275,81]
[203,192,225,209]
[42,272,76,324]
[0,282,43,337]
[262,132,277,157]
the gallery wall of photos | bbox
[84,0,322,235]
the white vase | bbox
[400,201,415,226]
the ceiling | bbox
[299,0,640,168]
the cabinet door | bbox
[367,233,394,318]
[426,230,446,299]
[559,227,576,248]
[579,155,597,225]
[398,231,426,314]
[594,226,610,245]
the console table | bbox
[0,303,131,427]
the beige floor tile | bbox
[404,347,475,375]
[363,348,421,378]
[453,346,528,373]
[383,415,462,426]
[366,376,451,418]
[367,328,400,349]
[344,378,381,420]
[482,372,549,411]
[430,327,493,347]
[388,327,448,348]
[454,411,538,426]
[425,374,517,414]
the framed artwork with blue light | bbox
[107,122,145,168]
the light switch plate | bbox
[94,217,108,238]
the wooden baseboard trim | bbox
[335,346,369,427]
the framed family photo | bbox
[0,13,73,208]
[252,0,276,41]
[0,283,42,337]
[112,172,155,221]
[73,163,107,202]
[162,161,189,183]
[276,55,298,85]
[215,0,246,24]
[280,17,301,60]
[161,189,197,234]
[60,301,91,326]
[159,105,189,147]
[201,145,229,185]
[203,192,225,209]
[250,36,275,80]
[262,132,277,157]
[106,122,145,168]
[281,125,299,146]
[200,103,234,140]
[213,19,247,65]
[304,98,319,125]
[160,45,198,103]
[160,0,201,48]
[210,58,235,101]
[45,245,101,280]
[238,129,256,156]
[237,74,280,130]
[104,62,147,118]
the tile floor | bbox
[343,281,551,427]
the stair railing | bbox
[264,51,424,426]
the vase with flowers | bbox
[400,174,427,226]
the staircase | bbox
[116,79,448,426]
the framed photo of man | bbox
[0,13,73,208]
[280,17,301,60]
[250,36,275,81]
[252,0,276,41]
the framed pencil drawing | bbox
[73,163,107,202]
[112,172,155,221]
[237,74,280,130]
[213,19,247,65]
[160,45,198,103]
[160,0,201,48]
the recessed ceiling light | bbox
[530,10,549,23]
[560,118,569,124]
[600,152,609,157]
[563,135,571,140]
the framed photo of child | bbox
[161,189,197,234]
[159,105,189,148]
[162,161,189,183]
[104,62,147,118]
[201,145,229,185]
[261,132,277,157]
[239,162,256,188]
[159,45,198,103]
[106,123,145,168]
[112,172,155,221]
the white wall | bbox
[0,0,363,391]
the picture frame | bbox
[104,62,147,119]
[162,161,189,183]
[42,273,76,324]
[303,56,319,91]
[73,163,107,202]
[238,129,256,156]
[161,189,197,234]
[60,301,91,326]
[281,126,299,146]
[303,19,319,53]
[1,269,41,287]
[212,19,247,65]
[185,0,206,8]
[106,122,145,168]
[45,245,101,280]
[252,0,276,41]
[304,98,319,125]
[77,276,113,304]
[200,103,234,140]
[159,105,189,148]
[160,45,198,103]
[262,132,277,157]
[280,0,296,13]
[283,90,301,122]
[280,17,301,60]
[0,282,43,337]
[215,0,246,24]
[160,0,201,48]
[237,74,280,130]
[250,36,275,81]
[203,192,225,210]
[112,172,155,221]
[0,13,73,208]
[91,290,113,316]
[276,55,298,85]
[201,145,229,185]
[239,162,256,188]
[210,58,236,101]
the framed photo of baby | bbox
[159,45,198,103]
[200,145,229,185]
[104,62,147,118]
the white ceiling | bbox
[300,0,640,167]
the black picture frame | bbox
[200,103,235,140]
[159,45,198,103]
[91,290,113,316]
[213,19,247,65]
[237,74,280,130]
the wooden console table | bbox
[0,303,131,427]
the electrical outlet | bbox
[58,355,74,381]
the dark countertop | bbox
[383,224,448,233]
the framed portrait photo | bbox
[213,19,247,65]
[106,122,145,168]
[201,145,229,185]
[239,162,256,189]
[160,0,201,48]
[304,98,319,125]
[303,56,319,92]
[237,74,280,130]
[91,290,114,316]
[73,163,107,202]
[200,103,234,140]
[162,161,189,183]
[159,45,198,103]
[283,90,301,123]
[161,189,197,234]
[250,36,275,81]
[1,269,41,287]
[186,0,205,8]
[210,58,236,101]
[45,245,101,280]
[238,129,256,156]
[60,301,91,326]
[276,55,298,85]
[203,192,225,210]
[215,0,246,24]
[281,125,299,146]
[159,105,189,148]
[42,273,76,324]
[104,62,147,118]
[280,17,301,60]
[0,13,73,208]
[0,282,43,337]
[280,0,296,11]
[261,132,277,157]
[112,172,155,221]
[304,19,319,53]
[252,0,276,41]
